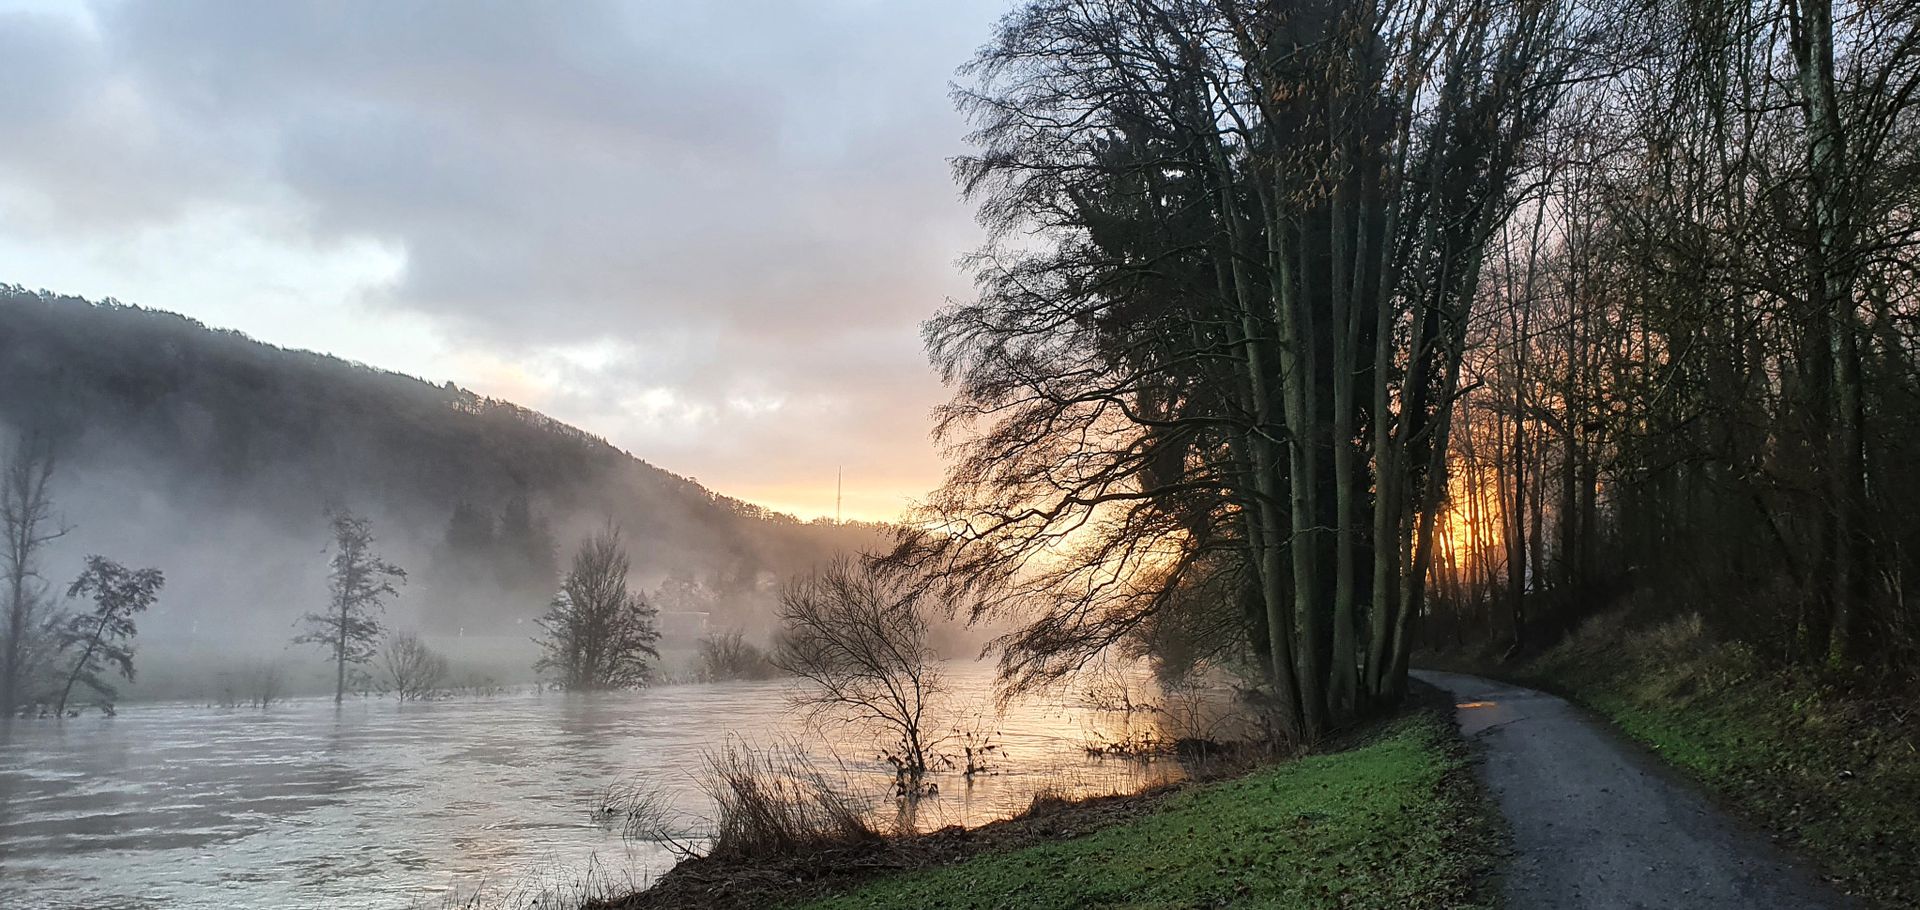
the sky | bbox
[0,0,1014,522]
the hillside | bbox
[0,286,891,685]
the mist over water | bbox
[0,662,1186,910]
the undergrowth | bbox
[1521,611,1920,908]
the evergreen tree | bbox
[444,500,495,554]
[496,495,558,594]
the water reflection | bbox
[0,662,1217,909]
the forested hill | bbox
[0,286,888,652]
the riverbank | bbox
[594,698,1501,910]
[1441,611,1920,908]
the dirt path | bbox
[1413,670,1852,909]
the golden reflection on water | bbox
[766,660,1251,835]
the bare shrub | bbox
[696,629,779,682]
[776,557,946,786]
[591,780,703,859]
[1075,657,1153,714]
[1023,786,1073,818]
[1083,728,1171,758]
[699,740,877,859]
[247,661,285,708]
[380,631,450,700]
[453,673,506,698]
[215,661,286,708]
[953,723,1000,777]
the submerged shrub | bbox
[700,740,877,859]
[695,629,780,682]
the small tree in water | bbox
[297,510,406,704]
[55,556,163,716]
[534,524,659,689]
[380,631,449,700]
[775,556,945,787]
[697,628,780,681]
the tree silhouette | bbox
[55,556,164,716]
[296,510,406,703]
[535,524,660,689]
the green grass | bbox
[1521,613,1920,908]
[787,713,1496,910]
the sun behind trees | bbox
[900,0,1610,741]
[1413,0,1920,675]
[534,524,661,690]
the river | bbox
[0,662,1189,909]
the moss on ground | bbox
[1519,614,1920,908]
[788,712,1497,910]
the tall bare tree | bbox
[296,510,406,704]
[1,434,66,717]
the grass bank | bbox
[791,711,1495,910]
[1510,612,1920,908]
[602,701,1499,910]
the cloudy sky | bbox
[0,0,1012,521]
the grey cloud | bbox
[81,0,993,340]
[0,0,1008,513]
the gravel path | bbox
[1413,669,1853,909]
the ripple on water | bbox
[0,663,1233,910]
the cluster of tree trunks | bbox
[904,0,1593,740]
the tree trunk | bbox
[55,622,107,717]
[1791,0,1864,666]
[334,598,348,705]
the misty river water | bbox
[0,662,1191,910]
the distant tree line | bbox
[423,496,559,628]
[0,423,677,709]
[0,431,471,713]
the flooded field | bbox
[0,663,1198,909]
